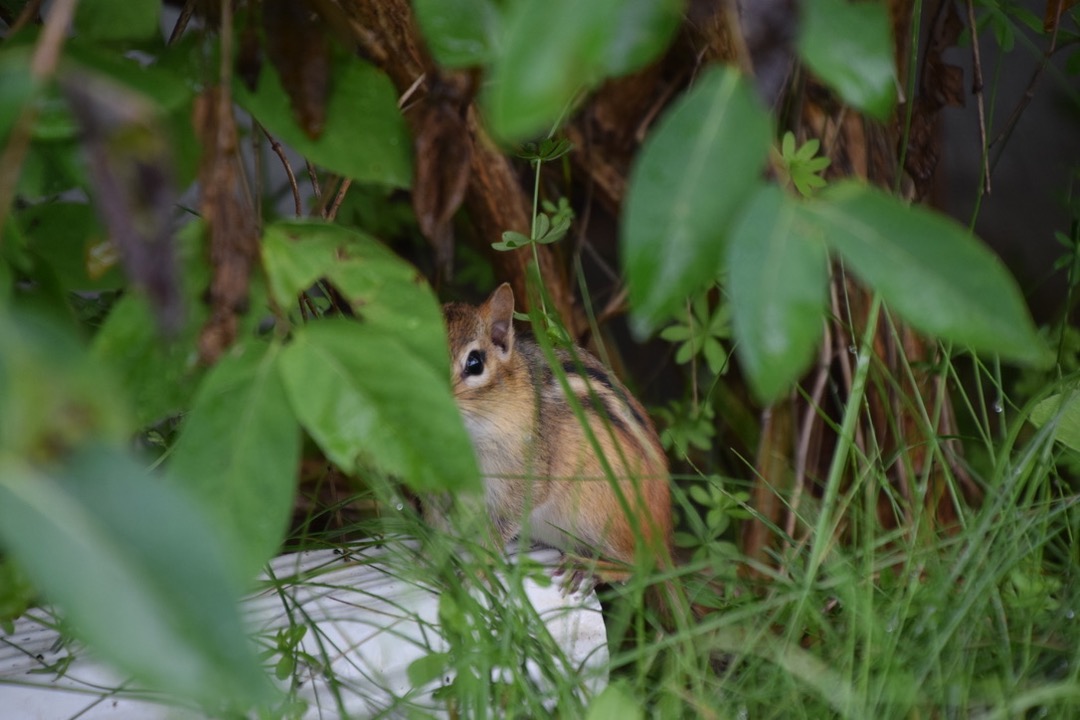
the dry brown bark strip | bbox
[194,84,259,365]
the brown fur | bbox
[439,283,673,570]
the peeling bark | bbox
[194,86,259,365]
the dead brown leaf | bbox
[263,0,330,140]
[905,1,965,198]
[411,73,474,277]
[1045,0,1079,32]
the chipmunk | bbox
[433,283,673,580]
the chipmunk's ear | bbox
[487,282,515,355]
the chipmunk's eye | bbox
[464,350,485,376]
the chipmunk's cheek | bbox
[460,412,499,447]
[461,413,483,435]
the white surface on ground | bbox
[0,542,608,719]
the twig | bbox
[832,270,870,465]
[573,166,623,315]
[398,72,426,110]
[313,173,340,216]
[0,0,79,240]
[252,119,263,223]
[635,65,689,143]
[299,292,319,321]
[318,280,348,316]
[596,286,628,325]
[324,178,352,222]
[788,320,834,539]
[262,126,303,217]
[305,160,322,202]
[168,0,198,45]
[988,1,1064,159]
[964,0,992,195]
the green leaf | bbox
[808,182,1048,366]
[0,256,12,301]
[262,220,448,377]
[0,47,35,142]
[781,131,796,158]
[407,651,452,686]
[0,446,273,710]
[1029,391,1080,452]
[659,324,690,342]
[492,229,530,250]
[17,202,123,292]
[237,55,411,188]
[727,185,828,401]
[91,219,266,428]
[586,681,644,720]
[0,309,130,458]
[795,138,820,161]
[18,138,88,197]
[798,0,897,119]
[91,292,204,425]
[91,222,209,427]
[169,341,299,578]
[277,320,479,493]
[58,42,201,188]
[534,212,550,241]
[596,0,682,76]
[702,337,727,375]
[1010,5,1045,34]
[74,0,162,43]
[486,0,680,140]
[1066,49,1080,77]
[64,39,192,114]
[1,211,78,326]
[0,557,34,625]
[412,0,502,68]
[622,67,771,334]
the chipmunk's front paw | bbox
[552,561,595,596]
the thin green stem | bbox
[806,294,882,583]
[894,0,923,195]
[529,159,547,319]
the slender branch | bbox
[789,320,834,539]
[305,160,322,202]
[312,173,341,216]
[397,72,427,110]
[988,2,1064,157]
[965,0,992,195]
[324,178,352,222]
[262,126,303,217]
[168,0,198,45]
[596,286,628,325]
[252,118,263,223]
[299,292,319,321]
